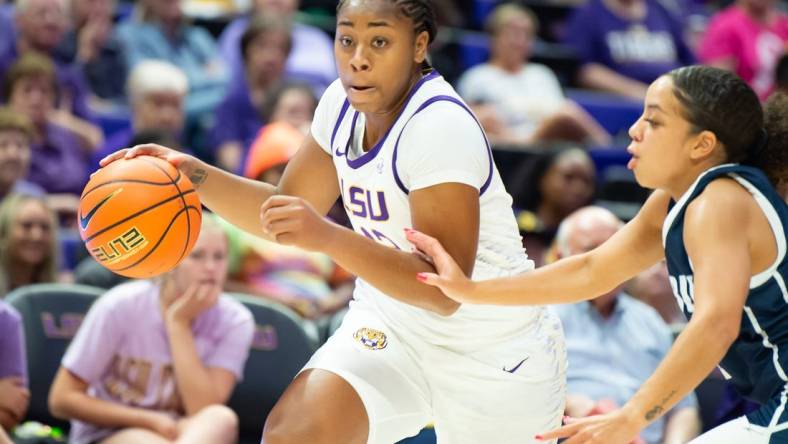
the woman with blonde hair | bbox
[0,193,59,296]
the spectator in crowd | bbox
[563,0,696,100]
[223,217,355,319]
[48,214,254,444]
[0,107,44,202]
[0,194,59,296]
[553,206,701,444]
[511,147,596,266]
[212,15,291,173]
[55,0,128,106]
[0,299,28,432]
[218,0,336,96]
[243,82,316,181]
[1,0,102,149]
[626,260,687,325]
[698,0,788,101]
[96,60,190,168]
[458,3,611,147]
[117,0,228,128]
[4,53,90,204]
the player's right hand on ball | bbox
[405,228,476,303]
[100,143,196,172]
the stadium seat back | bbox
[228,294,319,442]
[6,284,104,429]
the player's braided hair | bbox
[337,0,437,71]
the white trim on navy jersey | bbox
[728,173,788,289]
[662,163,736,247]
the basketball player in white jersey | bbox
[102,0,566,442]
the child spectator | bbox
[458,3,611,147]
[48,214,254,444]
[0,194,59,296]
[243,82,316,181]
[0,299,28,431]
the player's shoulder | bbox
[687,177,753,226]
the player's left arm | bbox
[541,180,753,442]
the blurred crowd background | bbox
[0,0,785,442]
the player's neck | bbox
[663,161,722,201]
[361,70,424,151]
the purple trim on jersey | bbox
[343,70,440,169]
[330,99,351,153]
[391,95,494,195]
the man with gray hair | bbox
[553,206,701,444]
[96,60,190,165]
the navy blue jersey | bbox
[663,164,788,404]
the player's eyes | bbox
[338,36,353,47]
[644,118,659,127]
[372,38,388,48]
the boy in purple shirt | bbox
[0,300,29,432]
[49,215,254,444]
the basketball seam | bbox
[115,205,201,273]
[138,158,194,266]
[81,178,176,198]
[82,190,196,243]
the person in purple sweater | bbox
[563,0,696,100]
[48,215,255,444]
[0,300,28,433]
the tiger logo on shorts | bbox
[353,327,388,350]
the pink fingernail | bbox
[534,435,543,441]
[416,273,427,282]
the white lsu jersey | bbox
[311,72,545,349]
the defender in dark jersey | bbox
[406,66,788,443]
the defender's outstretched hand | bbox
[405,229,478,303]
[536,411,643,444]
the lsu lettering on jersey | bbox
[311,71,544,348]
[663,164,788,403]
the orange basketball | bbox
[78,156,202,278]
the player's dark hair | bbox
[666,65,784,185]
[337,0,437,72]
